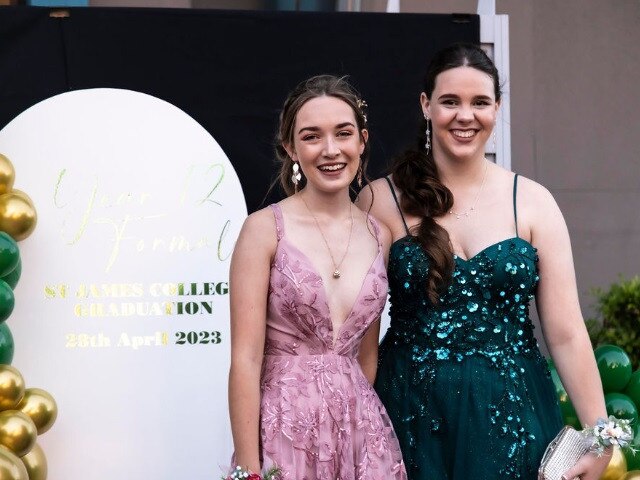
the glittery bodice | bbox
[255,204,406,480]
[387,235,540,359]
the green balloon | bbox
[549,366,581,428]
[0,257,21,290]
[0,322,13,364]
[595,344,633,392]
[605,392,639,428]
[0,232,19,278]
[623,370,640,410]
[624,427,640,470]
[0,280,14,323]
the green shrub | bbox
[586,276,640,369]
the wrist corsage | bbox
[222,465,282,480]
[582,415,635,456]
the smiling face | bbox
[285,95,367,195]
[422,66,499,163]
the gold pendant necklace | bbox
[448,159,489,220]
[300,196,354,279]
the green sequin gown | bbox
[375,175,563,479]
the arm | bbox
[228,210,276,473]
[359,320,380,384]
[527,183,610,479]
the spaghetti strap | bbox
[512,174,519,238]
[366,213,383,250]
[384,176,410,235]
[269,203,285,241]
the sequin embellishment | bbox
[376,236,561,479]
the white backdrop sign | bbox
[0,89,246,479]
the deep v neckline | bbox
[277,236,382,348]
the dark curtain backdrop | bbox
[0,7,478,212]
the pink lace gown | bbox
[257,204,407,480]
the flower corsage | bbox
[582,415,635,456]
[222,465,282,480]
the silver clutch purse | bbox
[538,426,590,480]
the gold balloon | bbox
[0,192,37,241]
[0,366,25,411]
[7,191,31,204]
[620,471,640,480]
[20,443,46,480]
[0,411,37,457]
[0,155,15,197]
[16,389,57,435]
[0,446,27,480]
[600,446,627,480]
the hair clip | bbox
[356,98,368,124]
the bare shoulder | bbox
[368,177,394,195]
[515,175,561,215]
[355,177,401,230]
[513,175,568,247]
[355,177,391,208]
[235,205,278,255]
[241,206,277,233]
[516,174,554,200]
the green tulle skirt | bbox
[375,342,564,480]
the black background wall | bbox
[0,7,478,211]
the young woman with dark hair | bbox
[357,44,611,480]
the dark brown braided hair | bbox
[391,43,501,304]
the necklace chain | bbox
[300,196,354,279]
[448,160,489,220]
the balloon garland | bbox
[0,155,36,242]
[0,153,56,480]
[550,344,640,479]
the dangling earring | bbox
[424,117,431,154]
[356,160,363,188]
[493,127,497,150]
[291,162,302,192]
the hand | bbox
[561,449,612,480]
[233,460,261,475]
